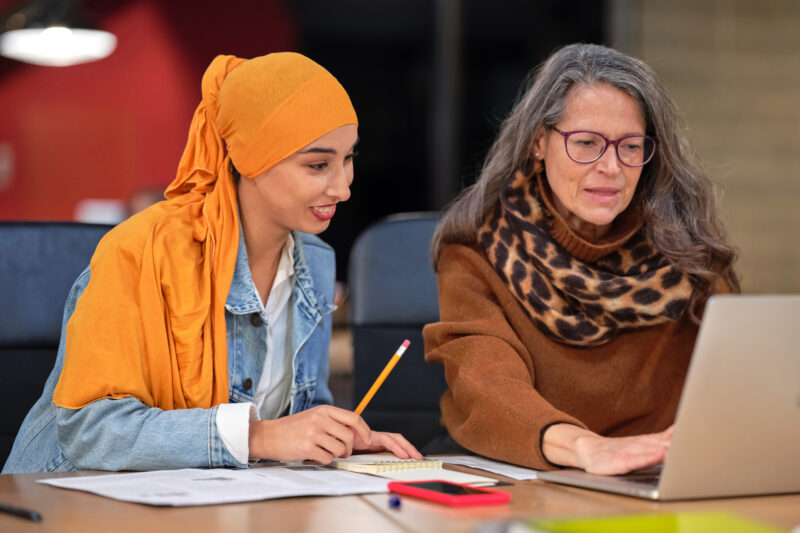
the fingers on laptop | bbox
[577,432,669,475]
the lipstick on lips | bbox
[311,204,337,221]
[583,187,620,204]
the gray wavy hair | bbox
[432,43,738,320]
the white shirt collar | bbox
[271,233,295,292]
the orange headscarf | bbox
[54,53,358,410]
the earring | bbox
[535,152,541,159]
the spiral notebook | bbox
[329,454,498,486]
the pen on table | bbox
[388,494,402,509]
[354,340,410,415]
[0,502,42,522]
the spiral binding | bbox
[371,459,443,472]
[331,458,443,473]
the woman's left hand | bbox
[352,430,424,460]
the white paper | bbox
[439,455,541,480]
[37,464,389,506]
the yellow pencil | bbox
[354,340,410,415]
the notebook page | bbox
[330,453,443,473]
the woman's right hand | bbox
[248,405,372,464]
[542,423,673,475]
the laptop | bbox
[537,295,800,500]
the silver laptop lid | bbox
[538,295,800,501]
[658,295,800,500]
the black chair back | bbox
[0,221,113,466]
[348,213,447,449]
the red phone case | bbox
[387,479,511,506]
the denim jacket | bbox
[3,231,336,473]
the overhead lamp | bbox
[0,0,117,67]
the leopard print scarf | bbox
[479,170,693,347]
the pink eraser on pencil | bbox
[401,340,410,348]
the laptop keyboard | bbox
[621,473,661,486]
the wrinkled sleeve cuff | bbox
[213,403,259,467]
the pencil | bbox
[354,339,410,415]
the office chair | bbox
[348,212,448,449]
[0,221,113,466]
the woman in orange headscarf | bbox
[4,52,421,473]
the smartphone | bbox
[387,480,511,506]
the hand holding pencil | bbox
[247,339,421,463]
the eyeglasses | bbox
[551,127,658,167]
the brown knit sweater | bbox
[424,211,717,470]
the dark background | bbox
[0,0,607,280]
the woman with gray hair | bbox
[424,43,738,474]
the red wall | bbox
[0,0,296,220]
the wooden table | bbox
[363,465,800,532]
[2,466,799,532]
